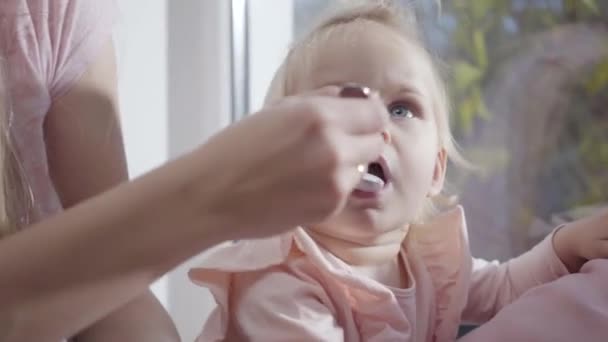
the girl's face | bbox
[298,23,447,244]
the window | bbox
[248,0,608,260]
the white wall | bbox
[115,0,168,177]
[115,0,232,340]
[114,0,294,340]
[114,0,170,305]
[248,0,294,111]
[165,1,232,341]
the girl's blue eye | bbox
[388,103,415,119]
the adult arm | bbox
[44,38,178,341]
[0,84,387,341]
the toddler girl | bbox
[190,2,608,341]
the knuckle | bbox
[280,95,299,109]
[304,101,331,133]
[320,138,342,172]
[327,167,350,202]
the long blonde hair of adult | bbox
[0,59,32,238]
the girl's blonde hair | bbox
[265,0,464,217]
[0,59,32,238]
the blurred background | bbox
[115,0,608,339]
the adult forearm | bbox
[0,147,225,341]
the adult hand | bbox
[197,86,387,240]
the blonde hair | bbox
[0,59,32,238]
[265,0,464,217]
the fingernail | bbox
[339,84,371,98]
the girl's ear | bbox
[428,148,446,197]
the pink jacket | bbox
[190,206,569,341]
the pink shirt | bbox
[190,206,569,341]
[0,0,116,222]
